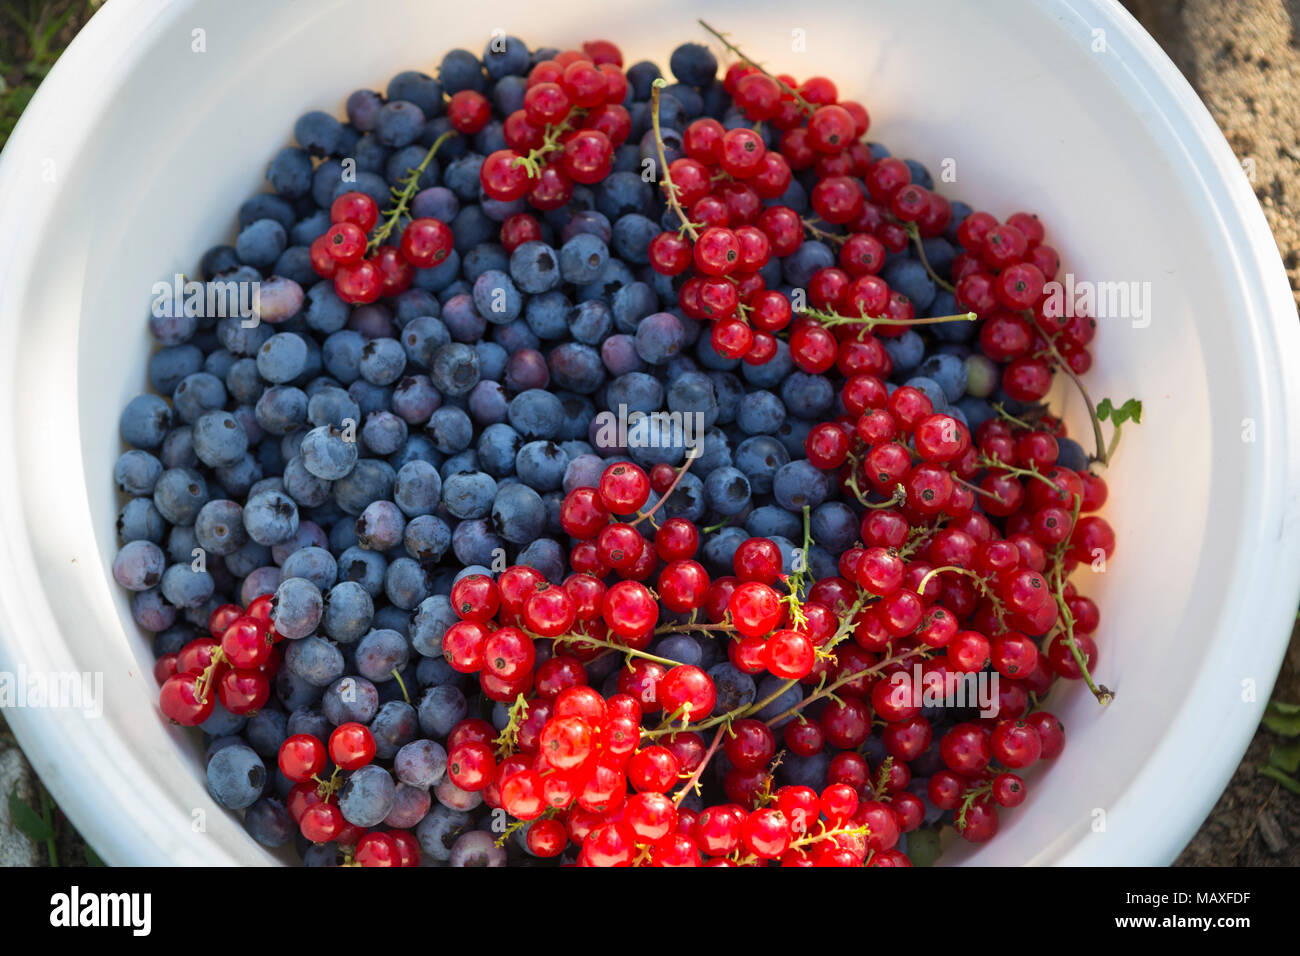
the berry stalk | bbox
[366,129,457,253]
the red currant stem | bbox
[512,109,581,180]
[761,644,931,728]
[1046,495,1113,705]
[643,596,871,741]
[671,722,728,808]
[914,564,980,595]
[551,631,681,669]
[873,755,896,798]
[955,778,994,829]
[313,767,343,800]
[696,20,816,116]
[1032,322,1111,467]
[779,505,814,627]
[193,647,226,702]
[953,474,1008,503]
[492,813,537,849]
[492,693,530,758]
[978,453,1066,497]
[366,129,458,254]
[389,667,411,705]
[896,514,949,560]
[991,401,1039,431]
[799,306,978,332]
[630,448,699,528]
[652,620,737,637]
[801,217,847,247]
[700,516,734,535]
[903,222,956,293]
[649,80,702,241]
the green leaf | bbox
[84,844,106,867]
[1262,700,1300,737]
[905,827,942,867]
[7,785,53,844]
[1259,765,1300,795]
[1268,739,1300,774]
[1097,397,1142,427]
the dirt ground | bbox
[1125,0,1300,865]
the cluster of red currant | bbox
[307,189,454,304]
[277,727,421,865]
[156,597,280,726]
[478,43,630,209]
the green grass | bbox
[0,0,101,149]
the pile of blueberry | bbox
[113,29,1117,866]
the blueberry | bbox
[782,240,834,288]
[634,311,687,366]
[773,460,833,512]
[281,546,337,591]
[428,406,474,454]
[734,435,790,495]
[669,42,718,86]
[882,329,926,374]
[244,488,300,545]
[320,581,374,644]
[506,388,565,440]
[438,49,485,93]
[236,218,287,269]
[476,426,522,481]
[610,214,658,265]
[487,85,527,132]
[703,466,751,516]
[452,518,504,567]
[332,458,396,515]
[254,386,309,435]
[418,684,467,738]
[395,739,447,789]
[356,499,406,551]
[375,100,426,148]
[508,241,560,294]
[779,372,835,420]
[153,468,209,525]
[337,764,396,827]
[117,497,165,544]
[516,537,566,583]
[120,394,172,449]
[206,743,265,810]
[429,343,480,396]
[563,210,613,244]
[385,557,431,609]
[559,233,609,285]
[904,375,948,411]
[735,390,786,436]
[449,829,507,867]
[193,499,248,556]
[442,470,497,520]
[708,662,756,714]
[112,540,166,591]
[416,804,473,861]
[238,195,295,231]
[882,257,937,312]
[626,60,662,100]
[491,482,546,543]
[411,594,457,657]
[411,185,459,223]
[515,440,568,491]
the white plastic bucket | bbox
[0,0,1297,865]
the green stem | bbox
[696,20,815,115]
[904,222,956,293]
[762,645,931,728]
[672,723,728,808]
[650,80,701,240]
[631,448,699,528]
[366,130,457,253]
[800,305,977,333]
